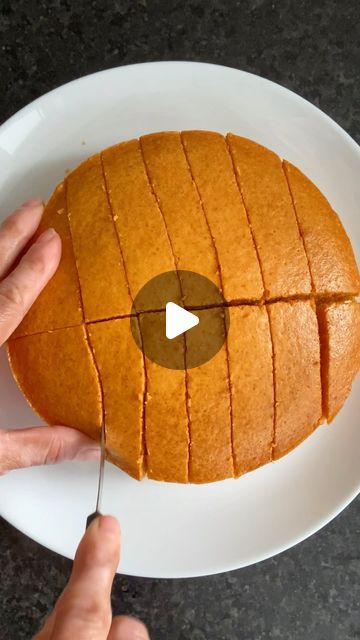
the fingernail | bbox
[21,197,43,208]
[36,228,57,245]
[99,515,120,537]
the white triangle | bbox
[165,302,199,340]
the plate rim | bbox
[0,60,359,579]
[1,59,360,156]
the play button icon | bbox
[165,302,199,340]
[130,270,230,370]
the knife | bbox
[86,422,106,529]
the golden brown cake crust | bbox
[7,130,360,483]
[140,312,189,483]
[140,132,221,307]
[102,140,182,309]
[186,308,233,483]
[227,306,274,475]
[12,184,83,338]
[181,130,263,302]
[284,161,360,297]
[227,134,312,300]
[268,300,322,460]
[88,318,145,480]
[317,300,360,422]
[8,326,102,438]
[66,154,132,321]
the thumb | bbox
[0,425,99,474]
[51,515,120,639]
[108,616,150,639]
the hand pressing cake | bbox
[7,132,360,483]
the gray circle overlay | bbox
[130,271,230,370]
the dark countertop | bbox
[0,1,359,638]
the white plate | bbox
[0,62,359,579]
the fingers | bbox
[0,226,61,343]
[34,601,150,640]
[108,616,150,640]
[33,521,149,640]
[50,516,120,640]
[32,611,55,640]
[0,198,44,279]
[0,426,99,474]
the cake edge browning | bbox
[7,325,103,439]
[317,300,360,422]
[5,131,360,483]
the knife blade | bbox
[86,421,106,529]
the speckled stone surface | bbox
[0,1,359,638]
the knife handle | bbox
[86,510,101,529]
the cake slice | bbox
[102,140,182,310]
[88,317,145,480]
[317,300,360,421]
[12,184,82,337]
[8,326,102,437]
[268,300,322,459]
[67,155,132,322]
[140,132,221,307]
[181,130,263,303]
[227,305,274,475]
[227,134,312,300]
[283,161,360,298]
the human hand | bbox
[33,516,149,639]
[0,198,100,472]
[1,201,149,637]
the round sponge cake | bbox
[7,131,360,483]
